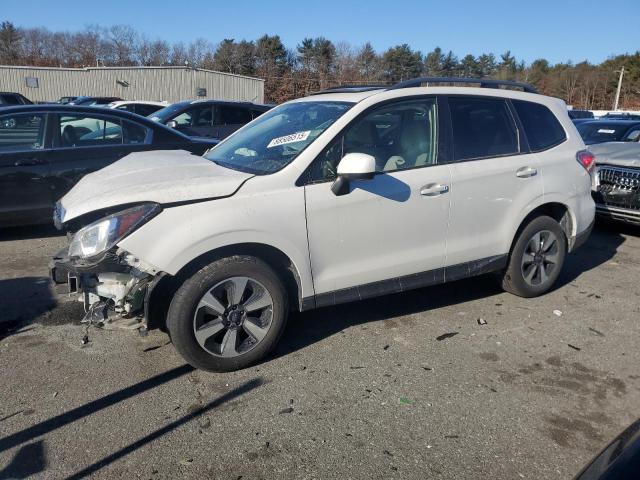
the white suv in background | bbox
[51,77,595,372]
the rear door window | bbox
[448,97,519,161]
[1,94,22,105]
[0,113,46,152]
[59,115,122,147]
[512,100,566,151]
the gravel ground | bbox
[0,221,639,479]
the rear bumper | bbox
[572,218,594,252]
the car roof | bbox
[290,85,554,106]
[0,104,186,131]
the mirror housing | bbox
[331,153,376,196]
[166,120,178,129]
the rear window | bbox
[449,97,519,161]
[1,94,22,105]
[513,100,566,151]
[576,123,630,145]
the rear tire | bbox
[500,215,567,298]
[167,255,288,372]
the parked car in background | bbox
[568,109,594,120]
[107,100,169,117]
[0,92,33,107]
[576,120,640,145]
[601,112,640,121]
[150,100,272,139]
[0,105,217,227]
[589,142,640,224]
[57,96,78,104]
[51,77,594,372]
[69,96,122,106]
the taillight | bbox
[576,150,595,174]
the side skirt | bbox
[301,254,508,311]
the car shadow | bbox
[276,274,504,359]
[557,221,628,287]
[0,276,60,340]
[276,221,627,360]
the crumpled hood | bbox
[589,142,640,168]
[59,149,253,222]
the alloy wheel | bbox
[192,276,274,357]
[520,230,560,287]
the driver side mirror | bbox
[331,153,377,196]
[166,120,178,129]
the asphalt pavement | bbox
[1,221,639,479]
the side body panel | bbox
[305,165,451,294]
[447,151,544,265]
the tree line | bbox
[1,21,638,109]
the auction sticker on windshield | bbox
[267,131,311,148]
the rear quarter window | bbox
[512,100,566,151]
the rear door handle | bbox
[14,158,46,166]
[516,166,538,178]
[420,183,449,196]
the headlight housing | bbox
[68,203,161,259]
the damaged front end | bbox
[50,203,164,333]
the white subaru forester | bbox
[52,77,595,372]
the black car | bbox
[568,109,594,120]
[576,120,640,145]
[69,96,123,106]
[150,100,272,140]
[0,105,217,227]
[601,112,640,121]
[0,92,33,107]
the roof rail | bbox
[308,85,388,95]
[388,77,538,93]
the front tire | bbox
[167,255,288,372]
[500,215,567,298]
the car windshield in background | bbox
[149,102,190,122]
[577,122,630,144]
[204,101,353,174]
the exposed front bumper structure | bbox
[50,246,162,330]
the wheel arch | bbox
[146,242,305,331]
[507,202,575,256]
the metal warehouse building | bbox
[0,66,265,103]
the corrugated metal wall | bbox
[0,66,265,103]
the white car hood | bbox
[59,150,253,222]
[589,142,640,168]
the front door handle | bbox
[516,166,538,178]
[420,183,449,196]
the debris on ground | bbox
[350,366,365,370]
[179,458,193,466]
[398,397,412,405]
[477,318,487,325]
[52,391,58,398]
[568,344,581,351]
[422,366,432,371]
[436,332,459,341]
[278,407,294,414]
[81,334,90,346]
[383,344,390,350]
[553,310,563,317]
[588,327,605,337]
[199,418,211,429]
[444,435,459,439]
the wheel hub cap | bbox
[192,276,274,358]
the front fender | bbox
[117,189,314,299]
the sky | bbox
[2,0,639,65]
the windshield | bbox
[204,101,353,174]
[577,123,630,145]
[150,102,191,122]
